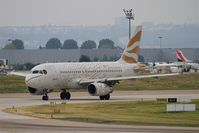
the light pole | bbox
[123,9,134,40]
[158,36,163,48]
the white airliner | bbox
[11,26,178,100]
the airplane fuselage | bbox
[25,62,139,93]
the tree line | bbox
[3,38,117,50]
[3,39,24,49]
[2,38,145,64]
[43,38,115,49]
[12,54,145,70]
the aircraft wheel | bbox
[60,92,66,100]
[99,96,105,100]
[104,94,110,100]
[99,94,110,100]
[65,92,71,100]
[42,95,49,101]
[60,92,71,100]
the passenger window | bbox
[43,70,47,74]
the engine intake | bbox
[87,83,113,96]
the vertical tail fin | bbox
[176,49,189,63]
[118,26,142,64]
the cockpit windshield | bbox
[32,70,39,74]
[43,70,47,74]
[32,70,47,75]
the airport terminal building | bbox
[0,48,199,64]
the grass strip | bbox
[4,100,199,127]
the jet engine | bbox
[87,83,113,96]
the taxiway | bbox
[1,90,199,133]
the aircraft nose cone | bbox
[25,74,31,85]
[25,74,37,86]
[25,74,43,89]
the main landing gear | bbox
[60,90,71,100]
[99,94,110,100]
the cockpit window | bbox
[39,70,43,74]
[32,70,47,74]
[43,70,47,74]
[32,70,39,74]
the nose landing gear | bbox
[42,95,49,100]
[42,89,49,101]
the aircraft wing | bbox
[8,71,29,77]
[79,73,180,84]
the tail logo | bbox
[120,26,142,64]
[176,50,186,62]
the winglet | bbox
[118,26,142,64]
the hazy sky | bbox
[0,0,198,26]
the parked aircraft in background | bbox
[11,26,178,100]
[176,49,192,63]
[147,49,199,73]
[147,62,183,73]
[176,49,199,72]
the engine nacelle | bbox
[27,86,52,95]
[87,83,113,96]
